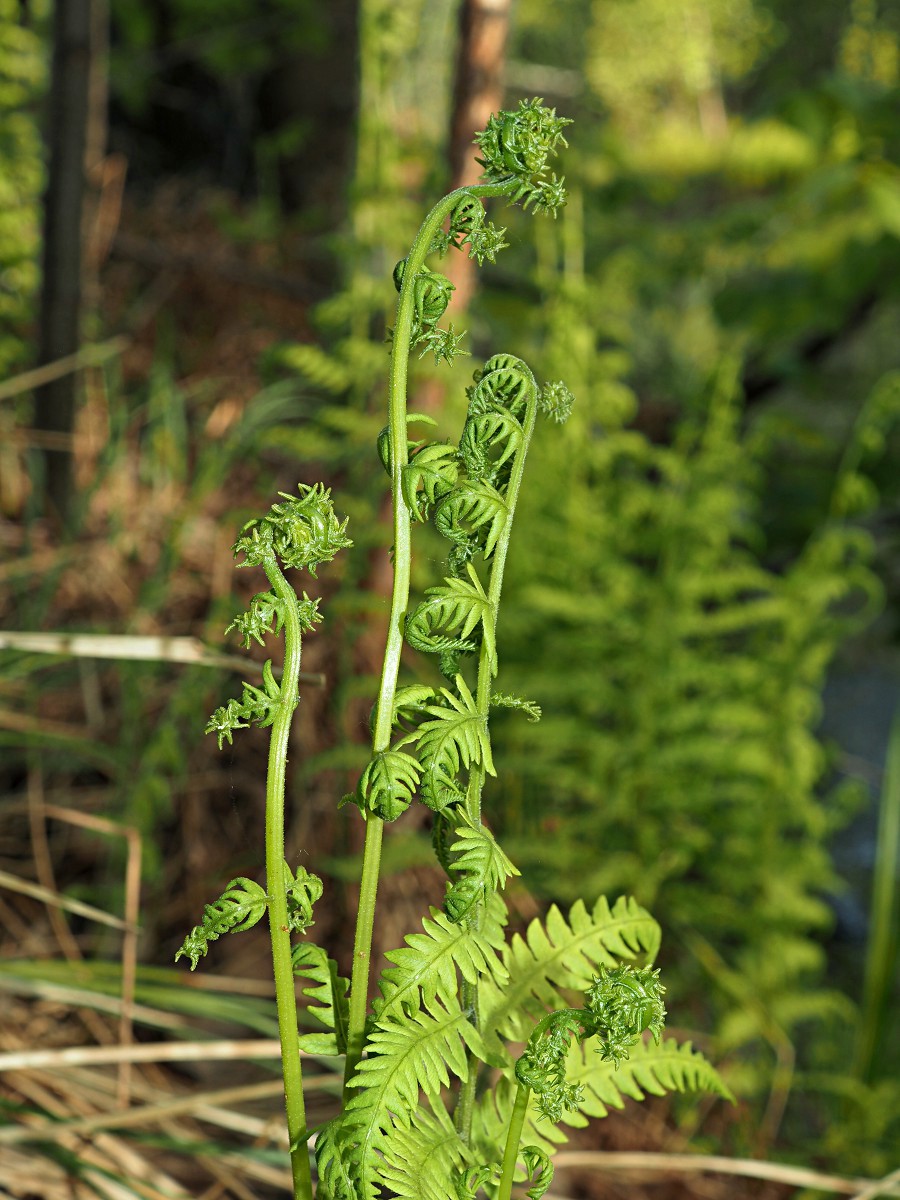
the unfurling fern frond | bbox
[349,749,422,820]
[458,410,524,481]
[468,358,535,418]
[402,442,459,520]
[373,904,508,1023]
[444,815,520,923]
[283,862,323,933]
[377,1101,470,1200]
[405,565,496,676]
[491,693,542,722]
[434,480,509,560]
[175,877,268,970]
[401,675,495,812]
[479,896,661,1052]
[344,1004,487,1200]
[292,941,350,1055]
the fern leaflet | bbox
[445,814,520,923]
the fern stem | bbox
[343,178,520,1094]
[262,557,313,1200]
[456,369,540,1141]
[497,1082,530,1200]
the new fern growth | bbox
[178,99,730,1200]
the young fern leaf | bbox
[491,693,542,722]
[292,942,350,1055]
[479,896,661,1054]
[175,877,268,970]
[377,1101,471,1200]
[405,564,496,676]
[458,409,523,479]
[445,814,520,924]
[521,1146,554,1200]
[373,904,508,1023]
[401,442,459,520]
[344,1005,487,1200]
[349,748,422,820]
[282,862,324,933]
[434,479,509,560]
[400,674,495,812]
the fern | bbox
[444,814,520,923]
[376,1102,470,1200]
[175,876,268,969]
[292,942,350,1056]
[399,675,496,812]
[373,904,508,1023]
[479,896,661,1053]
[405,565,497,673]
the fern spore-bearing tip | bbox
[474,97,573,217]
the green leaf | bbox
[373,905,508,1023]
[401,442,459,520]
[292,941,349,1054]
[352,748,422,820]
[401,675,495,812]
[445,814,520,923]
[282,862,323,933]
[377,1101,471,1200]
[435,481,509,560]
[479,896,661,1054]
[175,877,268,970]
[405,564,496,670]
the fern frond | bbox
[479,896,661,1051]
[405,564,496,669]
[445,814,520,923]
[315,1116,362,1200]
[402,675,495,812]
[351,748,422,820]
[175,877,268,970]
[459,409,523,477]
[376,1100,471,1200]
[373,904,508,1023]
[435,480,509,559]
[566,1036,734,1120]
[491,693,542,722]
[345,1005,486,1199]
[292,942,349,1055]
[402,442,459,520]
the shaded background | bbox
[1,0,899,1196]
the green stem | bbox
[343,178,518,1094]
[497,1083,530,1200]
[263,557,312,1200]
[455,366,541,1141]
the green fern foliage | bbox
[377,1102,472,1200]
[175,876,269,969]
[292,942,350,1055]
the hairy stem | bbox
[456,367,541,1140]
[343,178,519,1093]
[263,557,312,1200]
[497,1082,531,1200]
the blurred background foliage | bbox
[1,0,899,1195]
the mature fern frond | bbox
[292,942,349,1055]
[373,904,508,1022]
[376,1100,471,1200]
[566,1036,734,1120]
[405,565,496,669]
[401,675,495,811]
[315,1116,361,1200]
[479,896,661,1052]
[445,815,520,923]
[435,480,509,559]
[345,1005,486,1200]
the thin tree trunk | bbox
[34,0,93,524]
[445,0,512,312]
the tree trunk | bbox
[446,0,512,312]
[34,0,93,524]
